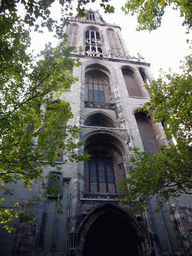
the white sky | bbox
[29,0,191,79]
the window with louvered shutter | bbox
[107,28,124,56]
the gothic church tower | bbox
[63,10,183,256]
[0,9,188,256]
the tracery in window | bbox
[84,134,125,194]
[89,152,116,193]
[85,70,109,103]
[86,12,95,21]
[107,28,124,56]
[85,28,102,54]
[67,23,78,46]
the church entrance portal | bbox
[83,210,139,256]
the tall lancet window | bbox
[122,67,146,97]
[86,12,95,21]
[85,29,102,54]
[107,28,124,56]
[85,70,109,103]
[67,24,78,47]
[84,134,126,195]
[89,152,116,193]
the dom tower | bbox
[64,10,184,256]
[0,9,190,256]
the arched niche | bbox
[85,63,110,77]
[76,203,150,256]
[106,28,124,56]
[67,23,79,47]
[122,66,145,97]
[134,110,161,156]
[84,112,116,127]
[84,133,125,194]
[139,67,149,84]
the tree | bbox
[1,0,191,231]
[77,0,114,16]
[0,2,90,231]
[1,0,192,32]
[121,0,192,31]
[76,0,192,31]
[119,55,192,211]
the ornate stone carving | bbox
[82,193,120,201]
[69,16,106,25]
[71,49,147,64]
[84,101,116,110]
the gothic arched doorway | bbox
[76,203,150,256]
[83,210,139,256]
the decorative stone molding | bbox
[71,49,148,64]
[82,193,120,201]
[84,101,116,110]
[69,16,106,25]
[80,126,130,145]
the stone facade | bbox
[0,9,191,256]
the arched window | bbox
[67,24,78,46]
[84,134,125,195]
[85,29,102,54]
[86,12,95,21]
[85,70,109,103]
[122,67,145,97]
[107,28,124,56]
[89,152,116,193]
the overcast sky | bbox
[29,0,191,79]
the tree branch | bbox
[1,64,58,121]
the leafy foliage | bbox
[172,232,192,255]
[0,1,90,231]
[122,0,192,30]
[1,0,191,32]
[119,55,192,211]
[145,55,192,145]
[0,0,73,36]
[77,0,114,16]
